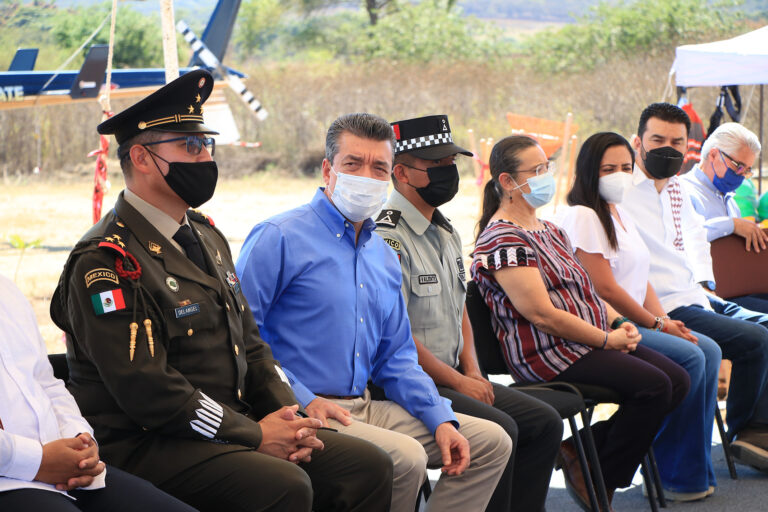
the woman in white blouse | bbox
[559,132,722,502]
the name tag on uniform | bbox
[418,274,438,285]
[175,303,201,318]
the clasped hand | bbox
[34,433,105,491]
[258,404,325,464]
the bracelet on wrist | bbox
[653,316,663,331]
[610,316,630,330]
[601,332,608,350]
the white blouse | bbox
[558,204,651,306]
[0,274,105,495]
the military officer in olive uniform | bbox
[375,115,563,512]
[50,70,392,512]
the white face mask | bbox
[330,168,389,222]
[598,172,633,204]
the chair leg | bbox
[567,416,600,511]
[640,457,660,512]
[415,478,431,512]
[715,406,738,479]
[646,448,666,508]
[576,410,612,512]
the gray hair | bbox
[325,113,396,164]
[701,122,761,163]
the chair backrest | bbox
[48,353,69,382]
[465,280,508,376]
[710,230,768,299]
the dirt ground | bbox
[0,169,495,353]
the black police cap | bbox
[391,115,472,160]
[98,69,219,146]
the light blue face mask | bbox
[512,171,556,208]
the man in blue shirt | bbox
[680,122,768,312]
[237,113,511,512]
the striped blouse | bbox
[471,219,606,382]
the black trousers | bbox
[438,383,563,512]
[154,429,392,512]
[553,345,690,489]
[0,465,196,512]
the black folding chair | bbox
[466,280,666,511]
[48,352,69,382]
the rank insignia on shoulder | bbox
[188,209,215,227]
[91,289,126,315]
[375,209,401,228]
[98,219,130,258]
[383,238,401,252]
[84,268,119,288]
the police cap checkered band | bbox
[391,114,472,159]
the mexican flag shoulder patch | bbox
[91,289,126,315]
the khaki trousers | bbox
[327,390,512,512]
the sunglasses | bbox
[719,149,752,178]
[143,135,216,157]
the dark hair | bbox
[325,113,396,164]
[637,102,691,139]
[475,135,539,241]
[567,132,634,250]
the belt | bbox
[317,393,361,400]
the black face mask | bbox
[407,164,460,207]
[146,149,218,208]
[642,145,684,179]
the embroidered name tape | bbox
[418,274,438,285]
[91,289,126,315]
[175,303,201,318]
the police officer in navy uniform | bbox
[376,115,563,512]
[50,70,392,512]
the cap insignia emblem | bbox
[198,77,206,88]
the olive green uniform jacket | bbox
[51,192,298,484]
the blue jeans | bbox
[669,297,768,437]
[638,327,721,492]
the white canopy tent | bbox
[671,26,768,190]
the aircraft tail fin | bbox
[8,48,39,71]
[189,0,241,67]
[69,45,109,99]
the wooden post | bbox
[159,0,179,83]
[554,113,573,212]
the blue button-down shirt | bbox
[680,165,742,241]
[235,188,456,433]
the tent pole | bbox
[760,84,764,196]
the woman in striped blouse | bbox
[471,135,689,511]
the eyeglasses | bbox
[719,149,752,177]
[518,160,556,175]
[143,135,216,157]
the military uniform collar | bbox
[310,187,376,240]
[386,189,453,235]
[124,188,187,253]
[114,192,220,289]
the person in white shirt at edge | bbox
[622,102,768,472]
[680,122,768,314]
[0,273,197,511]
[558,131,722,501]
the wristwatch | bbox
[699,280,716,292]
